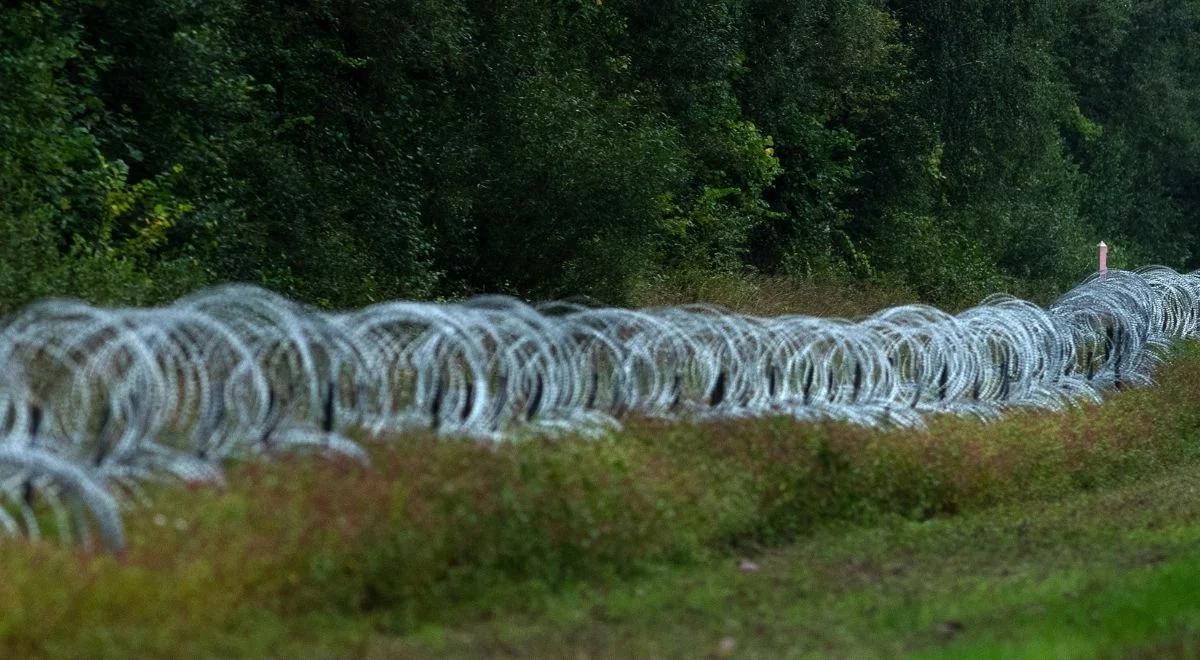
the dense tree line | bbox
[2,0,1199,311]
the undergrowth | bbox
[628,271,925,317]
[4,344,1200,657]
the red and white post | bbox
[1098,241,1108,279]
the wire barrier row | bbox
[1,267,1197,551]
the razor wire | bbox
[0,266,1198,552]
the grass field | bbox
[5,343,1200,658]
[387,461,1200,658]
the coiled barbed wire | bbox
[0,266,1197,552]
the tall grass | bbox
[629,271,924,316]
[4,345,1200,657]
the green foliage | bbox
[0,4,206,311]
[1064,0,1200,271]
[739,0,925,280]
[4,0,1200,312]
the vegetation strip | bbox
[5,343,1200,657]
[389,458,1200,658]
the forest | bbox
[3,0,1200,312]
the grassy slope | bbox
[382,461,1200,658]
[5,345,1200,657]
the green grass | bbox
[7,345,1200,657]
[377,459,1200,658]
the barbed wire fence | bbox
[1,265,1197,552]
